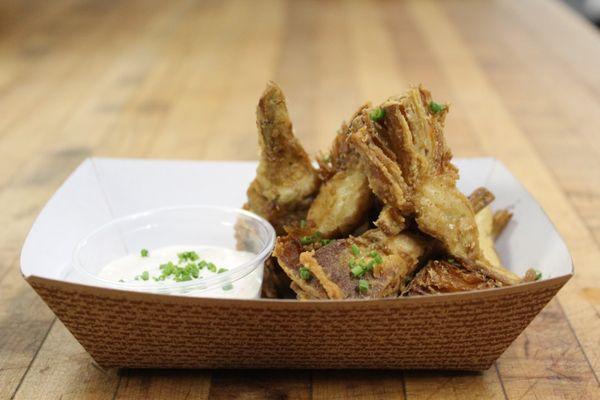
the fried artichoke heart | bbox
[350,87,520,285]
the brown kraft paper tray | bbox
[20,158,574,370]
[27,275,569,370]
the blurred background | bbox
[564,0,600,25]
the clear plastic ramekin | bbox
[72,205,275,299]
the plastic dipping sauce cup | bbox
[72,205,276,299]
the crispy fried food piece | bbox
[351,123,411,214]
[315,104,371,180]
[475,206,502,267]
[304,105,374,238]
[404,189,509,295]
[404,259,503,296]
[468,188,511,268]
[374,205,406,236]
[352,86,520,285]
[290,282,321,300]
[492,209,513,239]
[523,268,541,282]
[273,235,328,299]
[299,230,427,299]
[273,229,428,300]
[329,105,370,172]
[307,167,371,237]
[245,82,319,234]
[277,187,504,300]
[469,187,495,213]
[469,187,502,266]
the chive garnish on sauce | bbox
[130,249,230,283]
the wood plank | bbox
[312,370,405,400]
[208,370,310,400]
[0,0,80,91]
[273,0,319,152]
[147,0,285,160]
[502,0,600,98]
[497,300,599,399]
[12,321,119,400]
[406,1,600,397]
[0,262,55,399]
[347,0,406,106]
[115,370,211,400]
[382,0,484,158]
[310,0,362,154]
[404,369,505,400]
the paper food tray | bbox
[20,158,573,370]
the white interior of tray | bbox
[20,157,573,283]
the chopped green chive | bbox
[373,253,383,265]
[300,231,323,245]
[351,265,365,278]
[128,249,229,283]
[300,236,311,245]
[358,279,369,293]
[178,251,199,262]
[320,239,332,246]
[222,283,234,291]
[299,266,311,280]
[369,107,385,122]
[348,249,383,279]
[429,101,445,114]
[534,269,542,281]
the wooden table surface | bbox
[1,0,600,398]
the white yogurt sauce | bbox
[97,245,262,299]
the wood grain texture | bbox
[1,0,599,398]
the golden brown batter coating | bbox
[242,82,528,298]
[245,82,320,235]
